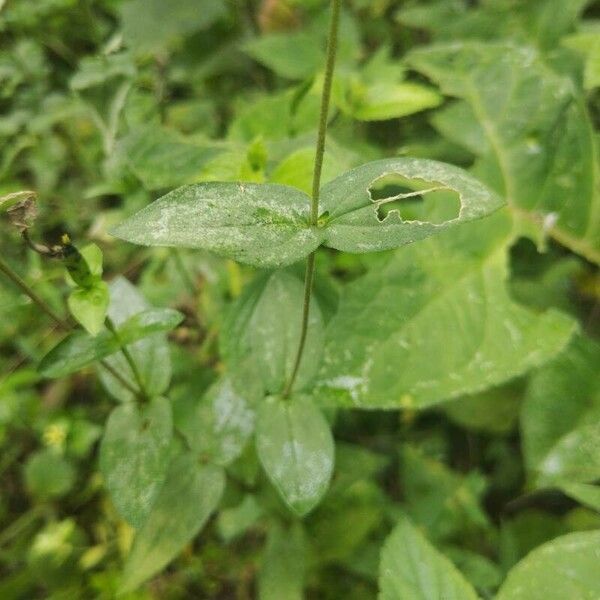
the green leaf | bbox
[119,452,225,593]
[320,157,504,253]
[177,375,257,466]
[119,0,227,54]
[559,482,600,512]
[521,336,600,488]
[378,516,479,600]
[445,381,523,435]
[317,211,576,409]
[99,397,172,528]
[24,450,76,500]
[119,126,222,190]
[258,522,307,600]
[217,495,263,543]
[67,280,109,336]
[98,277,174,402]
[39,308,182,378]
[495,530,600,600]
[221,271,324,394]
[244,31,324,80]
[256,395,334,516]
[409,42,600,264]
[400,445,489,541]
[111,182,322,268]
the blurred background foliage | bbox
[1,0,599,598]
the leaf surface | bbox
[521,336,600,487]
[320,157,503,253]
[39,308,182,378]
[99,277,174,402]
[409,42,600,264]
[119,452,225,593]
[495,530,600,600]
[256,395,334,516]
[112,182,322,268]
[99,397,172,528]
[378,517,479,600]
[221,271,324,393]
[317,211,575,409]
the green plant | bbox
[1,0,600,598]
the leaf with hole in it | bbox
[495,530,600,600]
[39,308,182,378]
[320,157,503,254]
[409,42,600,264]
[256,395,334,516]
[378,516,479,600]
[99,397,172,529]
[221,271,324,394]
[317,210,576,409]
[521,336,600,488]
[111,182,322,268]
[119,452,225,594]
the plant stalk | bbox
[105,316,149,400]
[0,255,143,399]
[282,0,341,398]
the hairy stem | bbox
[283,0,341,398]
[0,255,143,399]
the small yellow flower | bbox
[43,423,67,449]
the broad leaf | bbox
[320,157,504,253]
[378,516,479,600]
[521,336,600,487]
[119,126,222,190]
[178,375,257,466]
[99,277,174,402]
[119,452,225,593]
[258,522,307,600]
[256,395,334,516]
[111,182,322,268]
[317,211,576,409]
[559,482,600,512]
[39,308,182,378]
[119,0,227,53]
[99,397,172,528]
[409,42,600,264]
[496,530,600,600]
[221,271,324,394]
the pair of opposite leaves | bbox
[111,157,504,267]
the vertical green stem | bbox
[282,0,341,398]
[0,255,143,399]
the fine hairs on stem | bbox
[282,0,341,398]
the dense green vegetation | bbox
[1,0,600,598]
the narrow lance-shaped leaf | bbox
[256,395,334,516]
[119,451,225,594]
[39,307,183,378]
[320,157,504,254]
[378,516,479,600]
[495,530,600,600]
[99,397,172,528]
[111,182,323,268]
